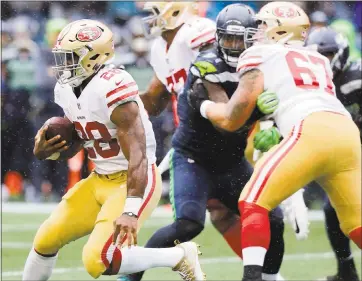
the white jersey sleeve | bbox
[185,17,216,51]
[102,69,140,118]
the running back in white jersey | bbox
[54,65,156,174]
[150,16,216,95]
[237,44,351,136]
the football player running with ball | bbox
[23,19,206,281]
[188,2,362,281]
[305,27,362,281]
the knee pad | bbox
[173,219,204,242]
[177,200,206,225]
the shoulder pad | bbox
[193,60,218,77]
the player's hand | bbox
[253,127,281,152]
[281,189,310,240]
[257,91,279,115]
[33,126,69,160]
[187,79,209,112]
[113,213,138,248]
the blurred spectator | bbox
[31,17,70,201]
[6,47,36,93]
[310,11,328,29]
[331,19,361,60]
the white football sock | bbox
[262,273,285,281]
[118,246,184,274]
[242,246,267,267]
[23,248,58,281]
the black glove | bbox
[187,79,209,112]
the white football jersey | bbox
[150,16,216,95]
[54,65,156,174]
[237,44,351,136]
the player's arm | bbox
[140,74,170,116]
[111,101,147,247]
[201,69,264,132]
[111,102,148,199]
[203,80,229,103]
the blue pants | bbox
[169,148,283,225]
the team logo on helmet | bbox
[76,27,102,42]
[272,6,297,18]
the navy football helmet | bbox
[216,4,256,67]
[305,27,350,77]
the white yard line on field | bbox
[2,202,325,221]
[2,251,360,277]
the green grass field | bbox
[2,210,361,281]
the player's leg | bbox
[317,155,361,250]
[323,196,360,281]
[82,164,205,280]
[119,149,211,281]
[316,113,362,250]
[212,158,285,280]
[239,119,324,280]
[22,174,101,281]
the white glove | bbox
[281,189,310,240]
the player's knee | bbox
[33,220,62,255]
[208,199,237,234]
[174,219,204,241]
[82,244,105,279]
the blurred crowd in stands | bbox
[1,1,361,202]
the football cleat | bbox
[172,240,206,281]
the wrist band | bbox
[124,197,143,215]
[200,100,214,119]
[46,152,60,160]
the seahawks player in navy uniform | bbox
[306,27,361,281]
[172,4,285,280]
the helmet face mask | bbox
[217,27,246,65]
[53,48,88,87]
[52,19,114,87]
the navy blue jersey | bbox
[334,58,362,129]
[172,46,262,172]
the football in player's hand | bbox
[44,117,83,159]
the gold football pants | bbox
[240,112,361,237]
[33,164,162,278]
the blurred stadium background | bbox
[1,1,361,280]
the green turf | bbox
[2,212,361,280]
